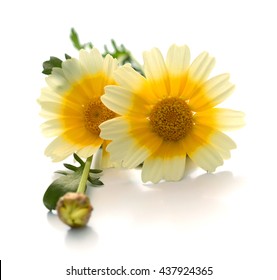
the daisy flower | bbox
[100,45,245,183]
[38,48,118,162]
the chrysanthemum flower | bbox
[38,48,118,162]
[100,45,245,183]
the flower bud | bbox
[56,192,93,228]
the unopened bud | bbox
[56,192,93,228]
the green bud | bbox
[56,192,93,228]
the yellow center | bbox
[83,98,116,135]
[149,97,194,141]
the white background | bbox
[0,0,276,279]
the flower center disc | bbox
[149,97,194,141]
[84,98,116,135]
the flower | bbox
[38,48,118,162]
[56,192,93,227]
[99,45,245,183]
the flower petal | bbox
[102,85,150,116]
[189,74,235,111]
[45,136,75,162]
[79,48,103,75]
[194,108,245,131]
[182,52,215,99]
[143,48,170,98]
[62,58,85,83]
[45,68,70,94]
[166,44,190,97]
[142,155,186,183]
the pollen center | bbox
[83,98,116,135]
[149,97,194,141]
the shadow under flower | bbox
[89,168,245,233]
[65,226,98,250]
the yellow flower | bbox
[38,48,118,162]
[100,45,245,183]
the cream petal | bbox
[105,137,133,163]
[62,58,84,83]
[101,86,133,115]
[102,85,149,116]
[163,156,186,181]
[99,117,129,140]
[166,44,190,97]
[103,54,118,84]
[188,144,223,172]
[166,44,190,75]
[122,144,150,168]
[143,48,170,98]
[193,126,236,160]
[39,101,61,114]
[45,68,70,94]
[182,52,215,99]
[38,87,61,103]
[142,157,164,183]
[77,145,101,159]
[190,74,235,111]
[195,108,245,131]
[45,136,75,161]
[40,119,63,137]
[79,48,104,75]
[113,64,146,92]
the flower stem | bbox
[77,155,93,194]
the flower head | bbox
[38,48,118,162]
[56,192,93,228]
[100,45,245,183]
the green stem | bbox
[77,156,93,194]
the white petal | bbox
[143,48,170,98]
[40,119,63,137]
[101,86,133,115]
[188,144,223,172]
[103,54,118,83]
[77,145,101,158]
[195,108,245,131]
[99,117,129,140]
[38,87,61,103]
[166,44,191,96]
[79,48,103,75]
[163,156,186,181]
[142,157,164,183]
[45,136,75,162]
[190,74,235,111]
[114,63,146,92]
[45,68,70,93]
[183,52,215,99]
[62,58,84,83]
[166,44,190,76]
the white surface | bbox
[0,0,276,279]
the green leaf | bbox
[63,163,77,171]
[65,53,71,59]
[42,56,63,75]
[88,176,104,186]
[43,170,82,210]
[89,169,102,174]
[43,153,103,210]
[70,28,93,50]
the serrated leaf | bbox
[73,153,84,166]
[43,170,82,210]
[89,169,102,174]
[70,28,93,50]
[64,163,77,171]
[65,53,71,59]
[88,176,104,186]
[42,56,63,75]
[43,153,103,210]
